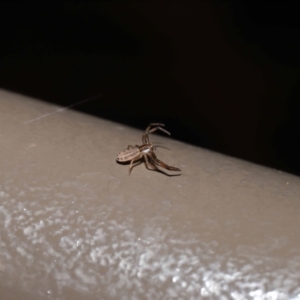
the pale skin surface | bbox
[1,89,300,299]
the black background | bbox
[1,1,300,175]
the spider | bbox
[116,123,181,175]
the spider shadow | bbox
[116,159,181,177]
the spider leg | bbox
[142,124,158,144]
[148,126,170,136]
[142,133,148,144]
[149,152,181,171]
[145,123,165,133]
[127,145,136,149]
[142,123,171,144]
[128,154,142,175]
[143,154,161,171]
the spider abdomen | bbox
[116,147,140,162]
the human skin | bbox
[1,89,300,299]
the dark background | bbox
[1,1,300,175]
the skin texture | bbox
[1,89,300,299]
